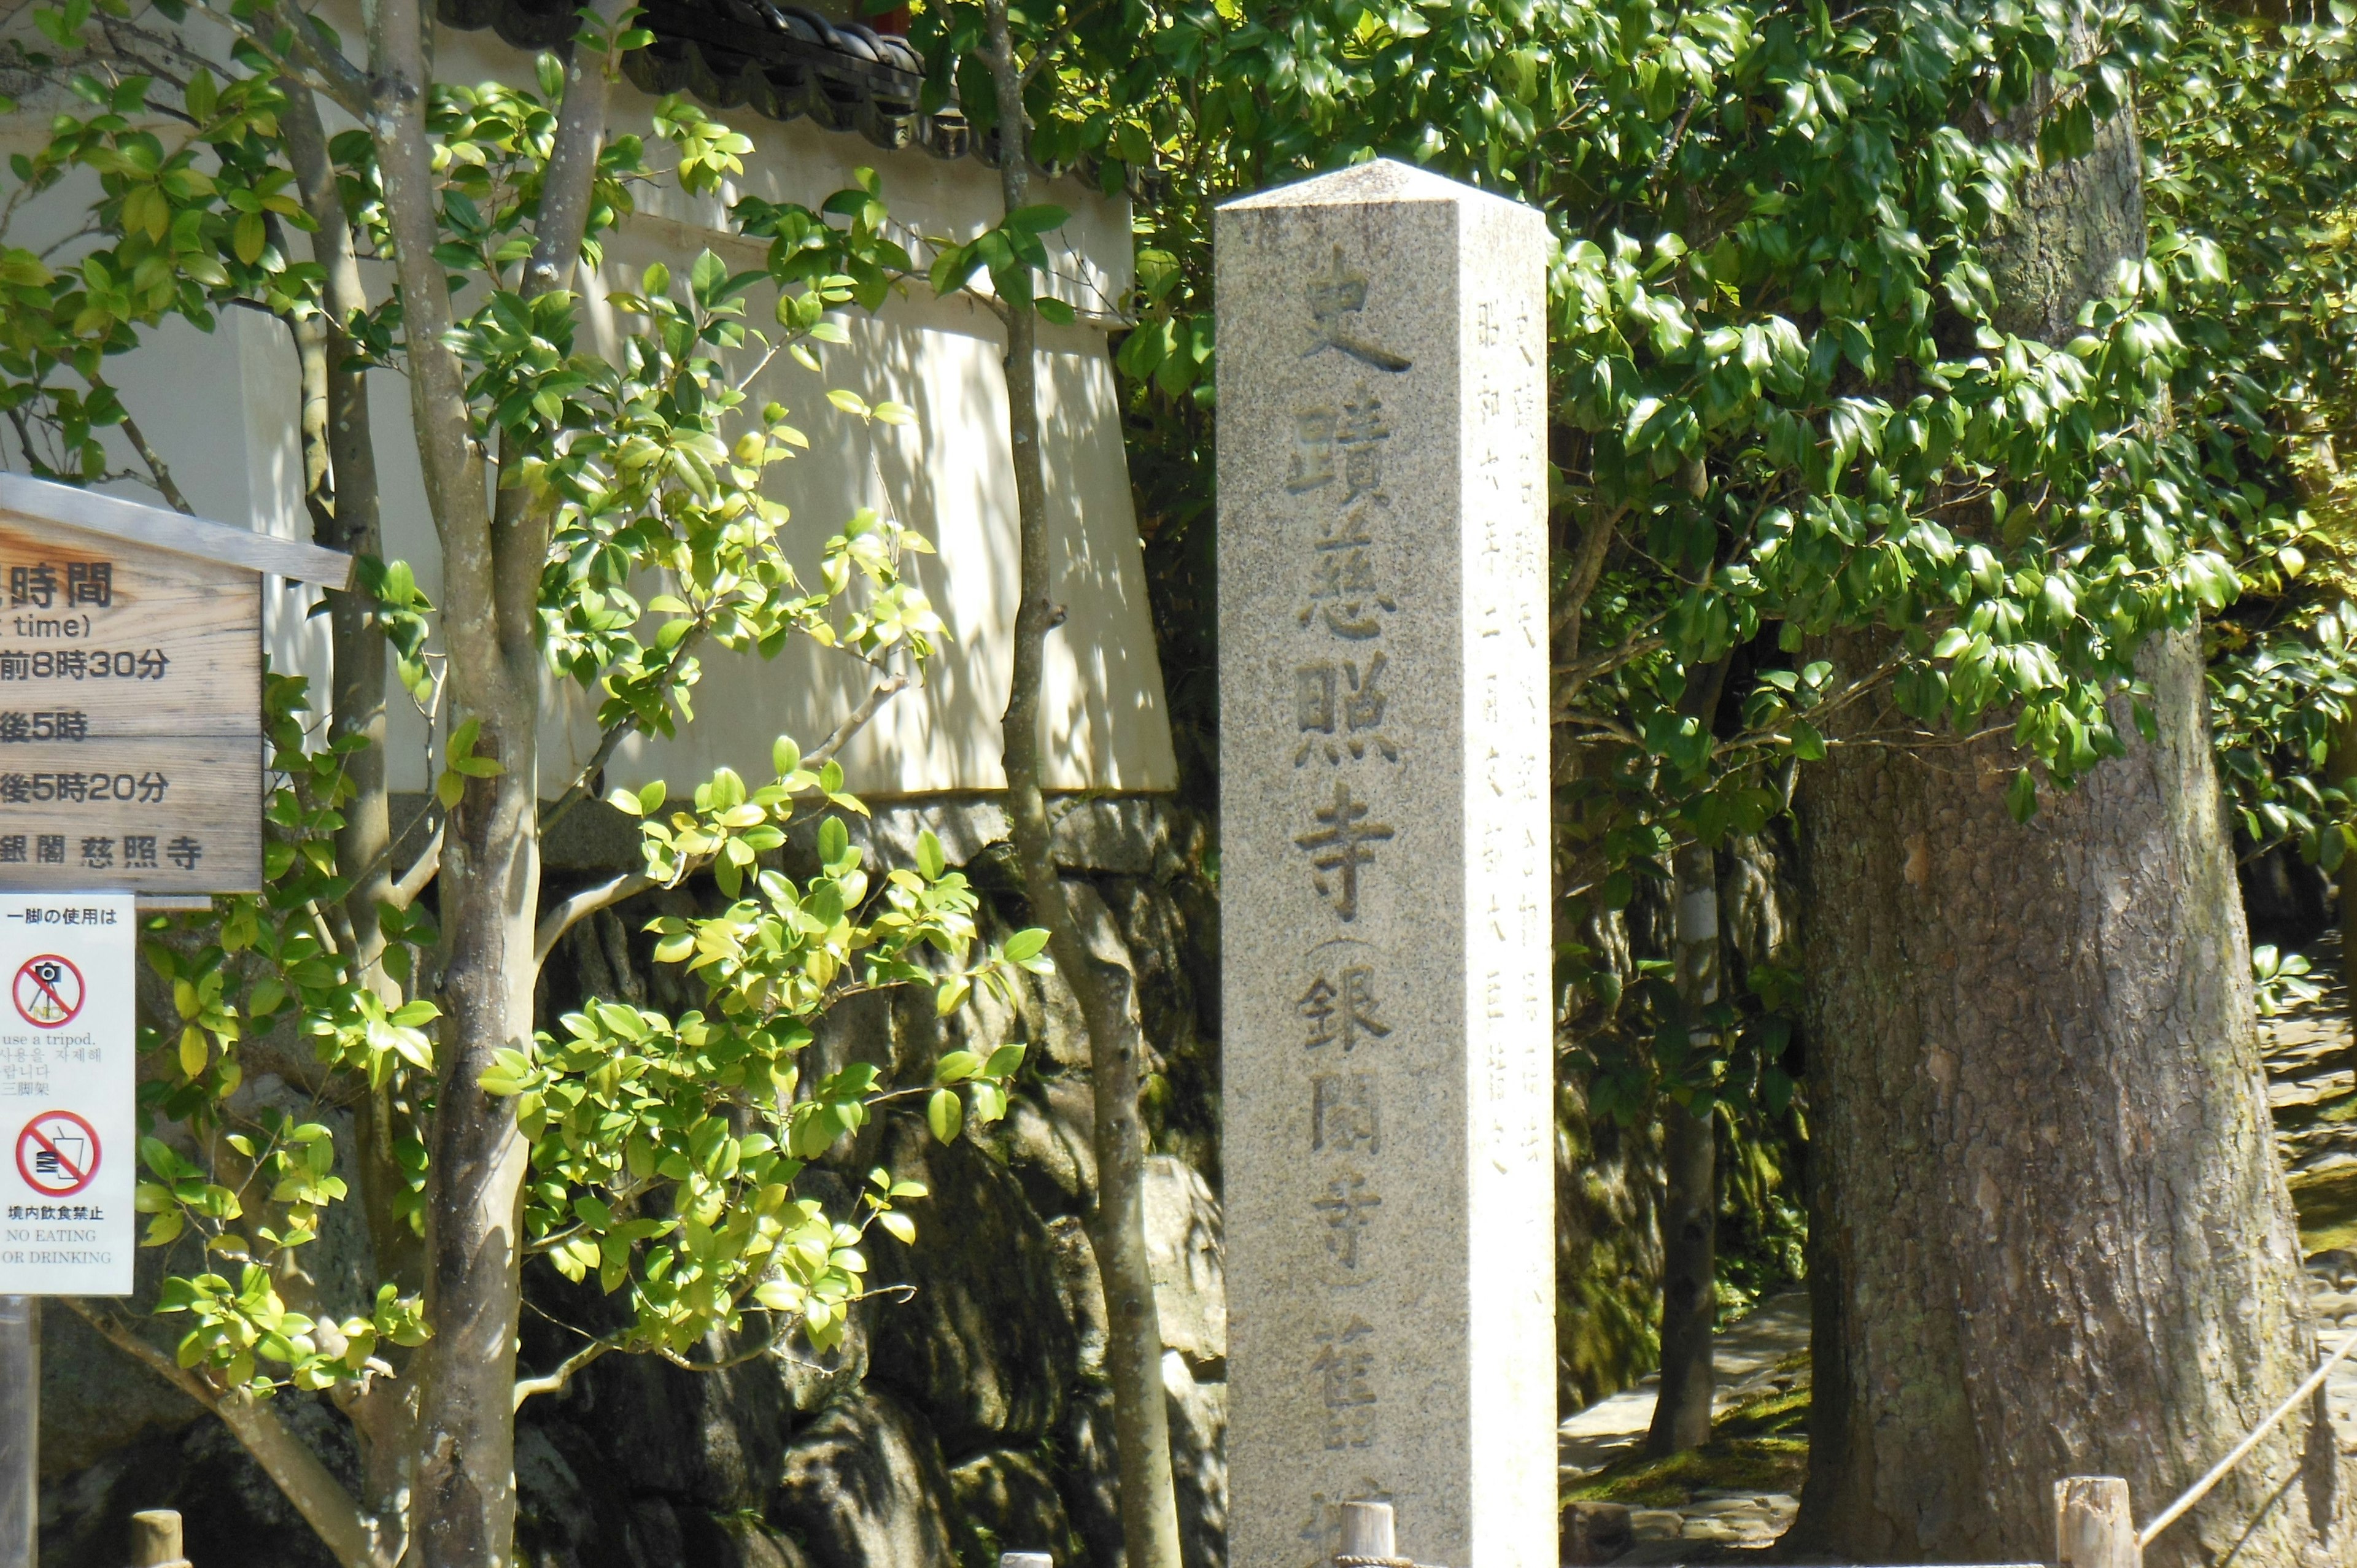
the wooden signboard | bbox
[0,474,353,896]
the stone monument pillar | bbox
[1217,161,1554,1566]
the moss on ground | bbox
[2293,1164,2357,1254]
[1563,1357,1811,1508]
[1564,1437,1810,1510]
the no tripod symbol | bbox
[13,953,82,1027]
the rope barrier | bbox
[2137,1326,2357,1550]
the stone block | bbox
[1164,1351,1231,1568]
[865,1114,1077,1452]
[771,1389,961,1568]
[1046,794,1171,874]
[1044,1216,1109,1379]
[947,1450,1073,1562]
[1144,1154,1228,1373]
[1563,1500,1635,1565]
[999,1086,1096,1215]
[1053,1381,1124,1567]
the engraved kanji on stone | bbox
[1312,1072,1382,1154]
[1311,1317,1379,1448]
[1287,405,1338,493]
[1295,780,1393,921]
[1312,1172,1382,1269]
[1303,247,1412,373]
[1337,384,1390,504]
[1299,512,1396,641]
[1293,655,1400,765]
[1300,965,1390,1049]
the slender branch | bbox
[269,0,371,117]
[1552,631,1666,689]
[341,803,439,910]
[112,403,195,514]
[535,870,651,965]
[1552,713,1646,747]
[1552,502,1627,654]
[522,0,629,299]
[63,1299,395,1568]
[535,669,908,952]
[60,1297,219,1409]
[810,672,909,766]
[390,822,444,908]
[981,4,1183,1564]
[511,1335,619,1409]
[1648,90,1704,186]
[1552,603,1668,716]
[540,623,714,835]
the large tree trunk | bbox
[1792,634,2345,1564]
[1792,44,2353,1564]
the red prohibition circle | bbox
[12,953,83,1028]
[15,1109,99,1197]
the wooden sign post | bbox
[0,474,353,895]
[0,472,350,1568]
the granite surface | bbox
[1215,159,1553,1568]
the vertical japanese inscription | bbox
[1283,244,1412,1459]
[1290,255,1411,924]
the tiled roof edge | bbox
[433,0,1132,191]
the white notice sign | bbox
[0,892,133,1294]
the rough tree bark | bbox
[978,8,1185,1564]
[1793,630,2347,1565]
[1790,73,2351,1557]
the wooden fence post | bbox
[2055,1476,2139,1568]
[1337,1500,1398,1565]
[128,1510,188,1568]
[996,1554,1053,1568]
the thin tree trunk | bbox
[1644,840,1718,1456]
[2290,418,2357,1018]
[978,10,1183,1566]
[365,2,536,1561]
[2334,714,2357,1008]
[281,81,420,1304]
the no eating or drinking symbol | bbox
[15,1109,98,1196]
[14,953,82,1027]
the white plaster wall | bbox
[0,11,1175,800]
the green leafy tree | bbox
[2140,3,2357,997]
[959,0,2346,1540]
[0,7,1048,1566]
